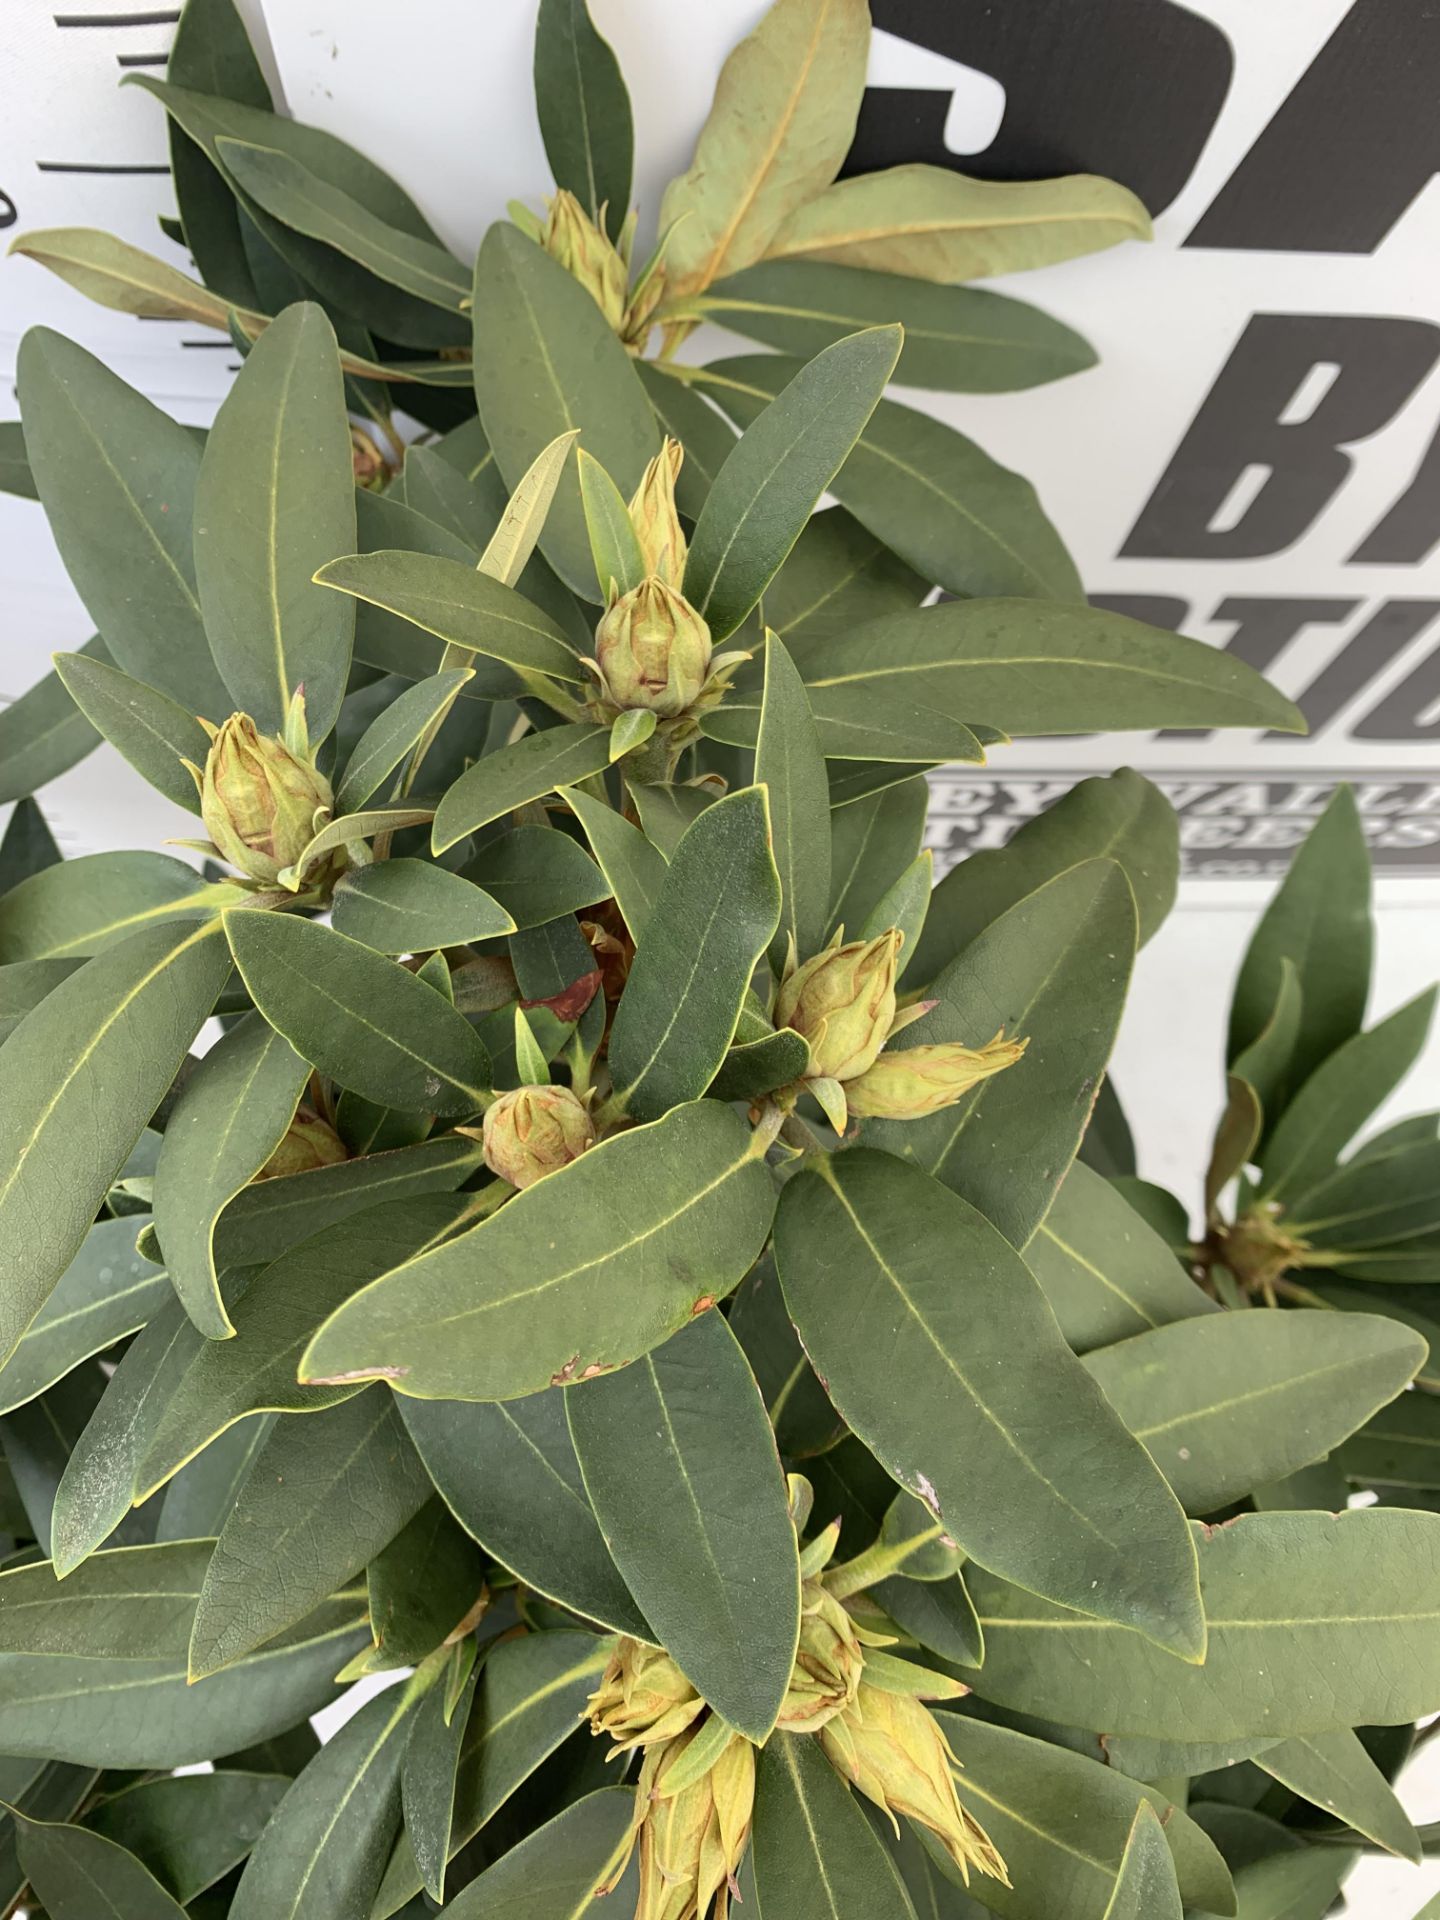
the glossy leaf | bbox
[471,222,657,594]
[399,1391,649,1637]
[774,1149,1204,1657]
[867,861,1136,1250]
[760,163,1151,280]
[0,919,229,1367]
[152,1012,309,1340]
[465,825,608,930]
[0,1218,169,1417]
[52,651,211,812]
[728,1254,843,1458]
[1084,1309,1423,1513]
[155,1417,275,1544]
[334,670,474,812]
[15,328,230,714]
[401,1660,476,1900]
[432,723,613,852]
[608,787,781,1118]
[577,448,646,599]
[751,1730,916,1920]
[960,1508,1440,1739]
[301,1099,777,1399]
[827,773,929,942]
[707,261,1097,392]
[634,361,737,515]
[331,859,515,952]
[84,1770,287,1904]
[754,632,831,965]
[366,1498,484,1669]
[1102,1805,1183,1920]
[763,504,929,650]
[163,0,272,308]
[0,851,231,963]
[442,1786,634,1917]
[534,0,633,237]
[559,786,668,940]
[1256,1728,1420,1861]
[14,1811,189,1919]
[687,328,900,641]
[226,909,490,1115]
[0,1539,212,1661]
[569,1310,799,1739]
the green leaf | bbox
[751,1730,917,1920]
[759,163,1152,280]
[84,1771,288,1904]
[562,787,668,940]
[189,1389,429,1677]
[301,1099,777,1399]
[1229,788,1372,1101]
[1289,1141,1440,1261]
[0,1596,363,1766]
[827,773,929,941]
[0,1218,169,1416]
[1261,988,1437,1202]
[774,1149,1204,1657]
[1083,1309,1424,1514]
[1229,961,1304,1142]
[861,849,931,957]
[15,329,229,715]
[755,633,831,965]
[686,328,901,642]
[0,417,38,499]
[709,1026,811,1103]
[960,1507,1440,1739]
[14,1810,189,1919]
[1101,1805,1183,1920]
[440,1787,633,1917]
[634,362,738,516]
[471,223,658,595]
[334,670,474,812]
[534,0,633,237]
[164,0,272,309]
[0,852,232,963]
[228,1681,414,1920]
[432,723,613,852]
[368,1499,483,1669]
[568,1310,799,1739]
[1026,1162,1217,1354]
[0,645,102,805]
[0,1540,211,1661]
[52,652,211,812]
[370,1631,611,1917]
[464,826,607,930]
[657,0,871,298]
[938,1715,1228,1920]
[314,549,585,690]
[866,861,1136,1250]
[194,303,356,738]
[874,1574,983,1666]
[728,1254,843,1458]
[330,859,515,952]
[152,1012,309,1340]
[626,778,716,856]
[608,787,781,1118]
[577,449,646,599]
[1220,1848,1355,1920]
[1255,1728,1420,1861]
[0,920,230,1367]
[401,1661,476,1900]
[0,801,65,905]
[707,262,1097,392]
[1338,1392,1440,1489]
[765,505,928,647]
[910,771,1178,984]
[704,679,985,765]
[136,1197,467,1506]
[9,225,267,336]
[706,361,1080,600]
[399,1391,649,1637]
[226,910,490,1116]
[156,1417,275,1544]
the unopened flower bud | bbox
[846,1031,1028,1120]
[350,424,388,490]
[628,439,687,587]
[594,577,712,717]
[258,1108,348,1180]
[820,1683,1008,1887]
[588,1638,705,1755]
[195,713,335,887]
[634,1726,755,1920]
[481,1084,595,1189]
[540,189,629,332]
[776,1578,865,1733]
[776,931,901,1084]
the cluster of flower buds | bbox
[479,1084,597,1190]
[532,190,669,351]
[184,699,341,894]
[773,927,1027,1132]
[257,1107,348,1180]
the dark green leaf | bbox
[84,1771,288,1904]
[534,0,633,236]
[432,723,613,852]
[0,1540,212,1661]
[626,778,716,856]
[334,670,475,813]
[1338,1392,1440,1489]
[752,1731,916,1920]
[330,859,515,952]
[569,1310,799,1739]
[301,1099,777,1400]
[1255,1729,1420,1861]
[156,1416,274,1543]
[0,645,102,805]
[465,826,608,930]
[164,0,272,310]
[1101,1805,1183,1920]
[756,632,831,964]
[0,1218,168,1417]
[14,1810,188,1919]
[440,1786,633,1917]
[728,1254,843,1458]
[763,506,928,651]
[0,851,230,963]
[577,448,646,598]
[827,773,928,943]
[560,786,668,940]
[709,1025,812,1103]
[52,652,211,812]
[874,1574,983,1667]
[1218,1848,1354,1919]
[366,1498,484,1668]
[633,362,737,517]
[774,1150,1204,1657]
[0,418,39,499]
[1289,1140,1440,1254]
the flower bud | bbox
[819,1683,1008,1887]
[594,577,712,717]
[540,189,629,332]
[775,931,901,1084]
[628,439,687,587]
[846,1031,1028,1120]
[588,1638,705,1755]
[776,1578,865,1733]
[481,1084,595,1189]
[257,1108,349,1180]
[635,1725,755,1920]
[197,713,335,887]
[350,424,389,490]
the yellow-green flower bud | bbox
[257,1108,349,1180]
[594,577,712,717]
[350,424,389,491]
[819,1683,1008,1887]
[628,439,687,587]
[588,1638,705,1755]
[540,189,629,332]
[197,713,335,887]
[775,931,901,1084]
[846,1031,1028,1120]
[635,1726,755,1920]
[776,1578,865,1733]
[481,1084,595,1189]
